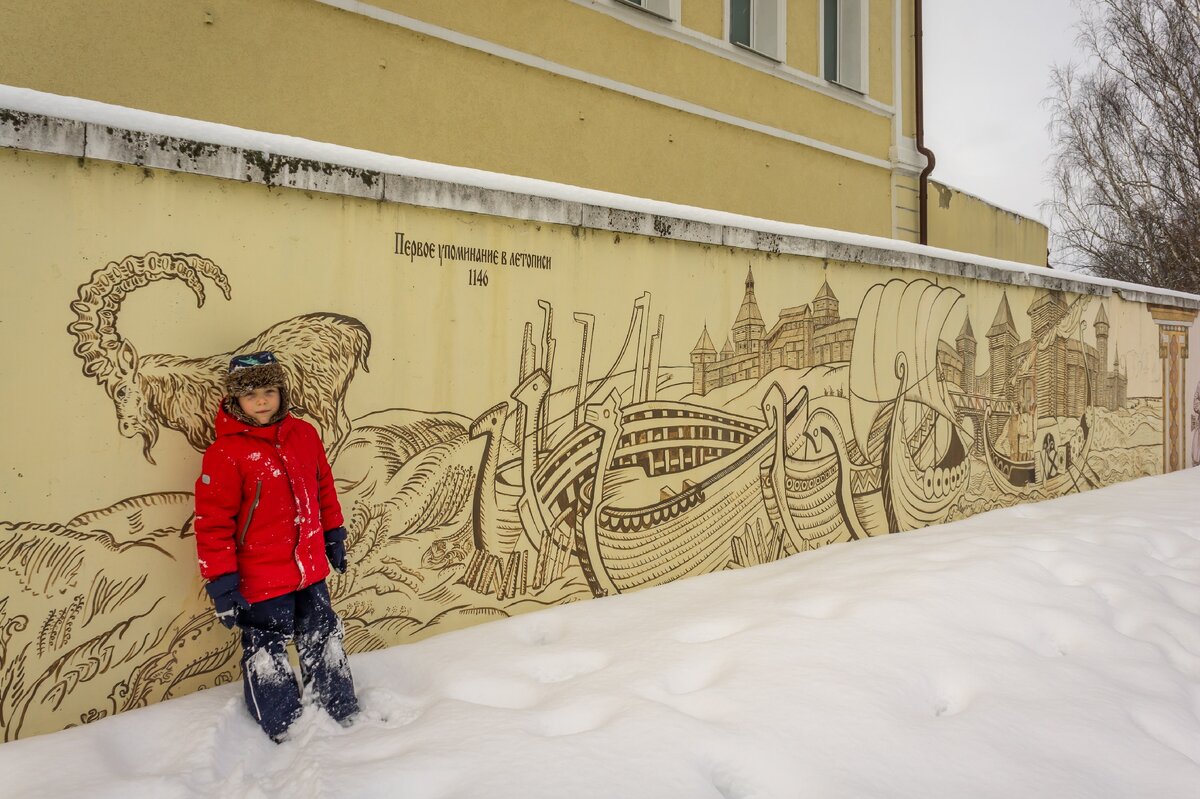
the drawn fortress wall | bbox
[691,270,854,395]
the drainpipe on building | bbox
[914,0,936,246]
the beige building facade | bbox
[0,0,1045,262]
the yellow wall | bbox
[788,0,822,76]
[928,180,1050,267]
[683,0,727,39]
[868,0,895,107]
[1,130,1190,740]
[900,0,917,140]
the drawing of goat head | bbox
[67,253,371,464]
[110,339,158,458]
[67,253,227,464]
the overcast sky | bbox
[922,0,1085,225]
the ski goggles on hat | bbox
[228,351,278,371]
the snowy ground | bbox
[3,469,1199,799]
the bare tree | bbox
[1047,0,1200,293]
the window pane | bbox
[823,0,839,79]
[731,0,751,46]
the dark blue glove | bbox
[325,527,348,574]
[205,572,249,629]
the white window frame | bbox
[614,0,676,22]
[822,0,868,93]
[727,0,786,63]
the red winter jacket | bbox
[194,407,344,604]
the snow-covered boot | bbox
[294,581,360,725]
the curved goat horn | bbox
[66,253,231,394]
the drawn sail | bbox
[849,279,964,456]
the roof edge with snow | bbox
[2,86,1197,311]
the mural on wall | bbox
[65,252,370,462]
[0,494,233,742]
[1193,379,1200,467]
[0,248,1181,742]
[1189,314,1200,467]
[1,253,375,742]
[1148,305,1198,473]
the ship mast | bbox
[631,293,651,404]
[647,313,664,401]
[573,312,595,428]
[537,300,556,453]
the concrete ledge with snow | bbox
[1,468,1198,797]
[1,88,1199,743]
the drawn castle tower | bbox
[986,292,1018,401]
[1092,305,1128,410]
[812,278,838,326]
[732,267,765,356]
[956,318,976,395]
[1027,290,1070,417]
[1094,303,1110,381]
[1028,289,1067,340]
[1106,344,1127,409]
[691,326,717,395]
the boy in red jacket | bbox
[194,351,358,741]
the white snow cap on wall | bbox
[1,83,1198,306]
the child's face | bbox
[237,386,281,424]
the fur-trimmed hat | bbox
[224,350,290,426]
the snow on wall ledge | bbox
[0,86,1196,310]
[2,85,1199,743]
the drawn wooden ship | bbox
[757,280,973,547]
[758,384,854,552]
[467,279,986,599]
[464,400,529,598]
[479,291,804,598]
[576,390,781,596]
[981,380,1095,496]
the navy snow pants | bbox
[238,580,358,739]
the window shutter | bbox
[837,0,863,90]
[644,0,673,19]
[752,0,781,59]
[617,0,673,20]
